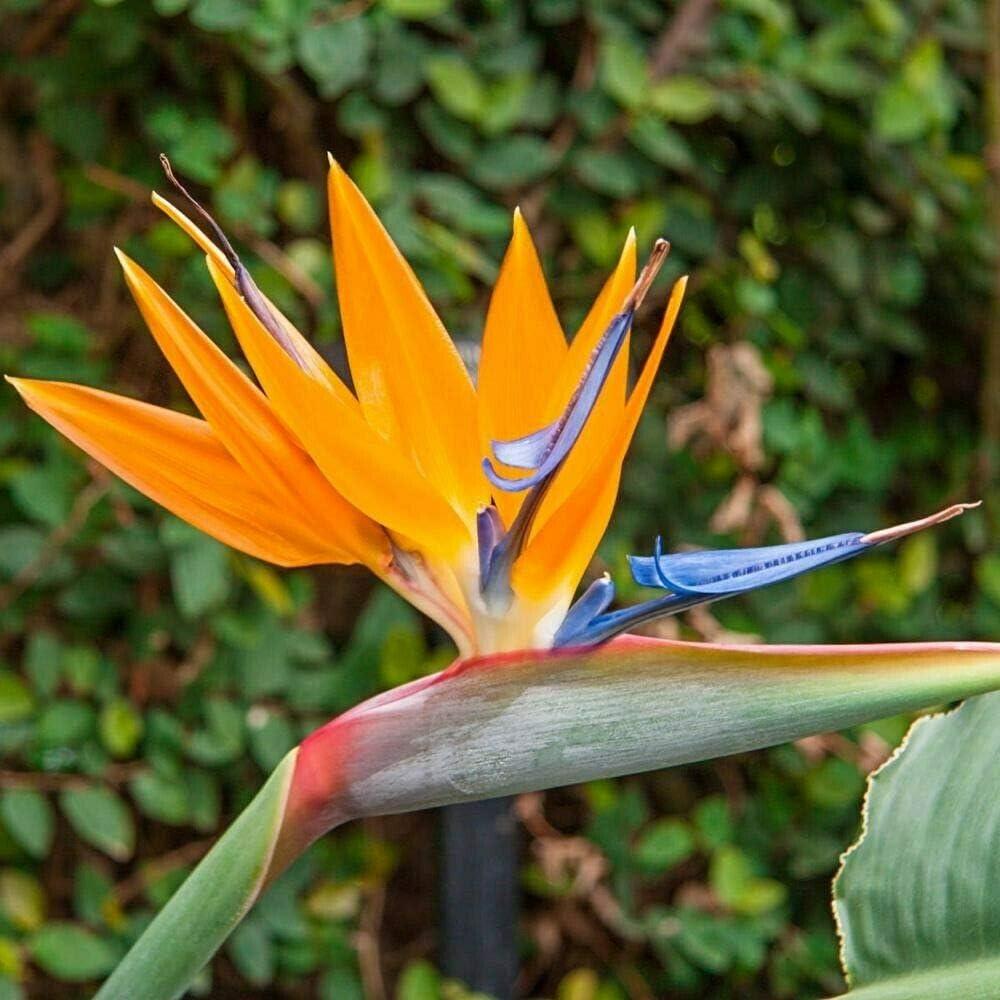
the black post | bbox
[440,797,519,998]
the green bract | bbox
[834,691,1000,999]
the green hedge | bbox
[0,0,996,996]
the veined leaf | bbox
[93,750,295,1000]
[833,691,1000,999]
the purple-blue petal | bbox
[629,532,868,595]
[484,309,633,493]
[553,575,616,646]
[490,421,561,470]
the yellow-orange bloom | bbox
[10,161,685,654]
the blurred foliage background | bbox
[0,0,998,997]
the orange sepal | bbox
[207,257,472,559]
[478,210,568,525]
[116,250,388,568]
[9,378,350,567]
[327,161,485,521]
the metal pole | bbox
[440,797,519,998]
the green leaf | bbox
[60,787,135,862]
[0,870,45,932]
[873,79,928,143]
[649,77,717,122]
[600,35,648,109]
[94,752,296,1000]
[0,674,33,724]
[0,790,54,859]
[380,0,450,18]
[129,772,190,826]
[833,692,1000,997]
[469,135,557,189]
[74,863,116,927]
[99,699,144,759]
[248,709,297,771]
[189,0,253,31]
[397,959,442,1000]
[28,923,118,982]
[424,55,485,123]
[36,701,95,746]
[710,845,786,916]
[319,966,365,1000]
[635,818,695,874]
[573,149,642,198]
[163,523,232,619]
[297,18,372,98]
[225,915,274,986]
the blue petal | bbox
[556,504,978,649]
[629,532,868,595]
[553,575,616,646]
[490,420,560,470]
[484,310,633,492]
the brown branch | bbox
[83,163,149,203]
[0,763,145,791]
[0,133,61,295]
[115,838,214,905]
[244,234,325,308]
[650,0,717,81]
[15,0,78,57]
[0,471,110,612]
[354,817,387,1000]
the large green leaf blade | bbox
[833,691,1000,999]
[94,750,296,1000]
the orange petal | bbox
[513,276,688,600]
[116,250,387,568]
[478,210,568,524]
[9,378,347,567]
[152,192,346,392]
[534,232,637,524]
[207,257,471,559]
[327,161,485,520]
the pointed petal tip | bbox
[6,374,46,400]
[625,240,671,313]
[861,502,982,545]
[113,246,136,275]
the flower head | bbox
[8,160,976,655]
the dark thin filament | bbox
[159,155,308,369]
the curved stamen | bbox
[159,155,308,370]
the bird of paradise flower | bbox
[8,158,999,1000]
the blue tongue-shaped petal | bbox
[490,420,562,470]
[629,533,867,595]
[483,310,633,491]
